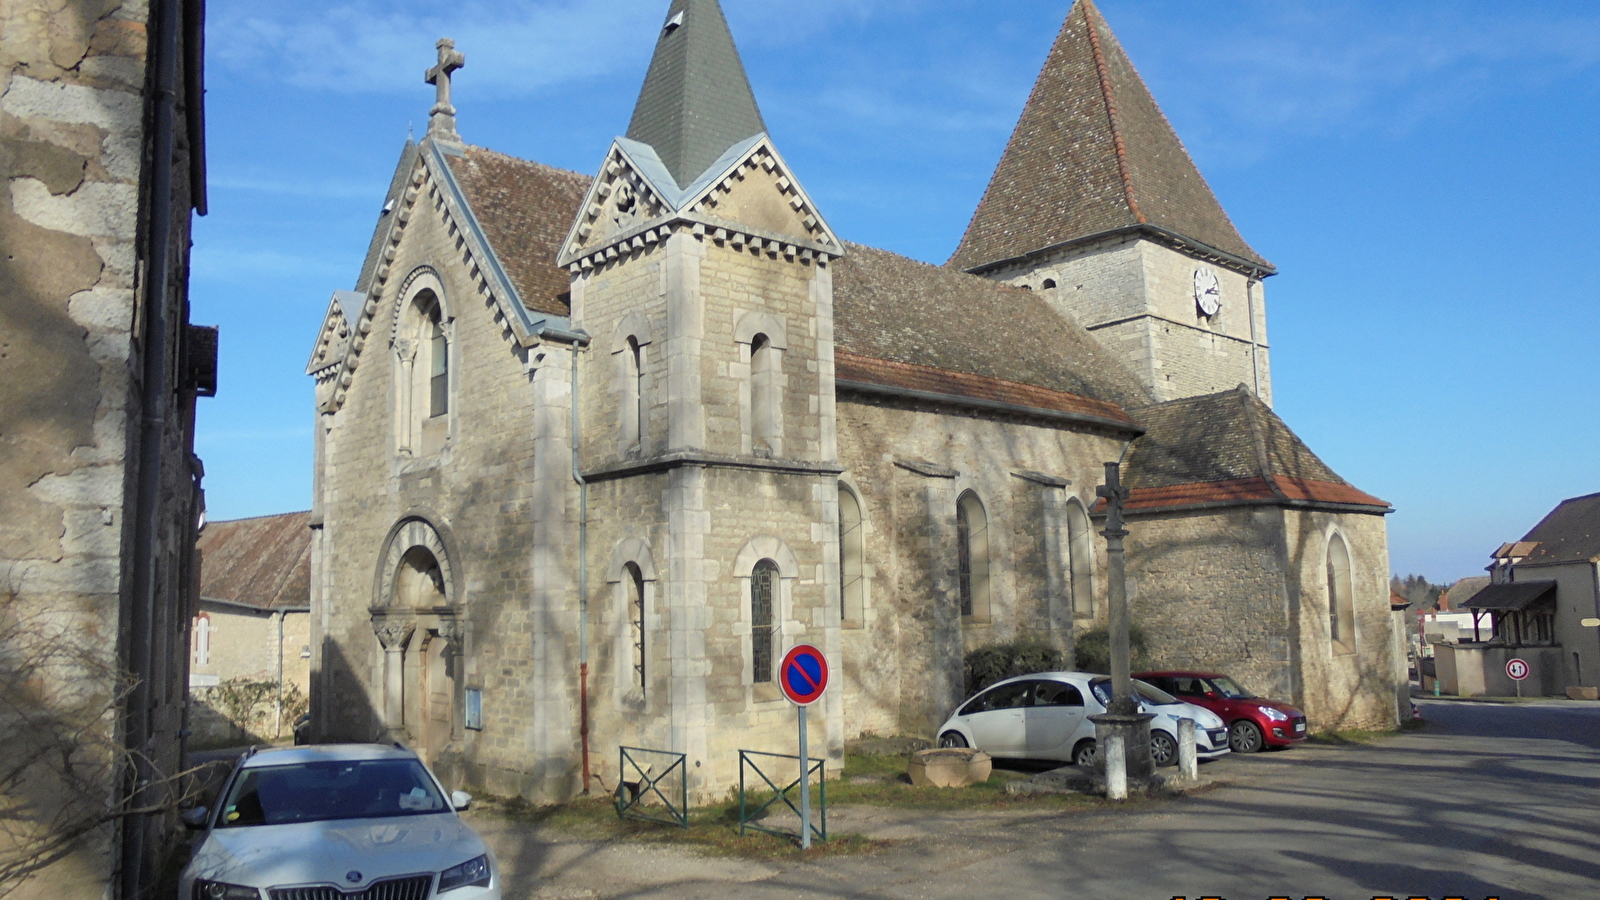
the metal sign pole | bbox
[798,703,811,850]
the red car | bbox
[1134,671,1307,753]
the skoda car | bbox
[179,744,499,900]
[935,672,1230,767]
[1136,670,1308,752]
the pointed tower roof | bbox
[626,0,767,190]
[949,0,1271,274]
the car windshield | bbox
[1209,677,1256,700]
[218,759,447,828]
[1088,679,1145,710]
[1133,680,1181,706]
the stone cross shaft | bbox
[425,38,466,140]
[1097,461,1137,715]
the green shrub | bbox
[1073,626,1149,675]
[963,640,1066,695]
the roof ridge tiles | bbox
[1081,0,1144,226]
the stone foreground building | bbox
[310,0,1401,803]
[0,0,209,896]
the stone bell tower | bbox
[950,0,1277,407]
[556,0,848,799]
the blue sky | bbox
[191,0,1600,584]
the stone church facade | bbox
[308,0,1401,803]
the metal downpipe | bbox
[570,342,590,793]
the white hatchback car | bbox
[179,744,499,900]
[936,672,1230,767]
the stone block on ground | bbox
[907,748,992,788]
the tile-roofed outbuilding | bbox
[948,0,1270,275]
[625,0,767,190]
[444,146,591,318]
[1120,387,1389,513]
[1511,493,1600,567]
[833,242,1151,420]
[197,512,313,610]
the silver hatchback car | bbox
[936,672,1230,767]
[179,744,499,900]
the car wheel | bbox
[1230,720,1265,754]
[1150,731,1178,767]
[1072,740,1097,768]
[938,731,969,749]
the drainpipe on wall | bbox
[275,610,285,739]
[1246,273,1263,401]
[569,339,591,793]
[122,0,183,895]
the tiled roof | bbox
[444,146,591,317]
[625,0,766,189]
[948,0,1270,274]
[833,242,1151,414]
[836,351,1135,427]
[1461,581,1557,611]
[1119,387,1389,512]
[1513,493,1600,566]
[197,512,313,610]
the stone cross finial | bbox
[425,38,466,140]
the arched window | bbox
[957,491,991,621]
[1066,499,1094,618]
[625,562,645,689]
[622,336,644,453]
[839,487,864,627]
[751,559,778,683]
[194,613,211,667]
[750,334,780,456]
[427,302,448,418]
[1327,533,1355,653]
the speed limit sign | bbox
[1507,658,1530,681]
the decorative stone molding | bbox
[372,616,416,651]
[377,517,458,607]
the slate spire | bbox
[626,0,767,189]
[949,0,1271,273]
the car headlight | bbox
[1261,707,1289,722]
[439,854,492,893]
[193,881,261,900]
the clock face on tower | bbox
[1193,268,1221,318]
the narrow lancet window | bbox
[752,559,778,683]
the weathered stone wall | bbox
[1282,509,1400,730]
[835,396,1129,735]
[1123,507,1297,701]
[0,1,204,897]
[192,605,311,692]
[986,237,1272,405]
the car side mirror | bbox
[1204,691,1220,700]
[180,807,209,830]
[451,791,473,811]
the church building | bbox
[306,0,1402,803]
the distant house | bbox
[1438,494,1600,698]
[191,512,313,743]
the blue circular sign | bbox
[780,644,829,706]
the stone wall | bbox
[0,1,205,897]
[835,395,1129,735]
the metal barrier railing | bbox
[614,746,688,829]
[738,749,826,844]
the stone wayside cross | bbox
[425,38,467,141]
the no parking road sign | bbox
[1507,658,1530,681]
[780,644,829,706]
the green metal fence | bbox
[614,746,688,829]
[738,749,826,844]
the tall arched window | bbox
[1066,499,1094,618]
[957,491,991,621]
[750,334,780,456]
[1327,533,1355,653]
[427,302,448,418]
[622,337,644,453]
[625,562,645,689]
[194,613,212,667]
[839,487,864,627]
[751,559,778,683]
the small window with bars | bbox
[751,559,778,683]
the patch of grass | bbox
[490,794,887,861]
[484,754,1107,859]
[1306,727,1401,746]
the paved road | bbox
[477,699,1600,900]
